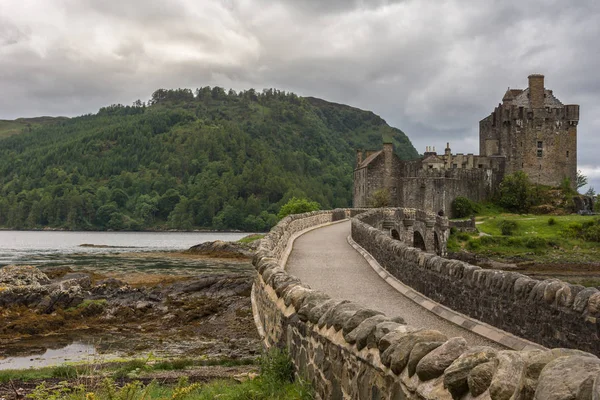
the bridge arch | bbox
[434,232,441,255]
[413,230,426,251]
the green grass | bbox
[476,214,596,238]
[451,213,600,263]
[17,349,312,400]
[0,364,85,383]
[238,234,265,244]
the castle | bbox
[353,74,580,216]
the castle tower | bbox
[479,74,579,188]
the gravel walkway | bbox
[286,221,504,349]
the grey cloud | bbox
[251,0,407,14]
[0,18,29,46]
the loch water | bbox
[0,230,253,274]
[0,230,255,369]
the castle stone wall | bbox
[354,151,404,208]
[252,208,600,400]
[396,164,502,216]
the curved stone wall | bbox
[351,208,600,355]
[252,208,600,400]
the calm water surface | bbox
[0,230,254,275]
[0,230,249,266]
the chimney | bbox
[383,142,393,159]
[383,142,394,198]
[356,149,363,166]
[528,74,545,109]
[445,142,451,156]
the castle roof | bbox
[358,150,383,168]
[508,88,564,108]
[422,154,444,164]
[502,89,523,102]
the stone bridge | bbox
[360,208,449,256]
[251,208,600,400]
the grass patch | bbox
[238,234,265,244]
[450,213,600,263]
[21,349,311,400]
[476,214,596,238]
[112,358,150,379]
[0,364,85,383]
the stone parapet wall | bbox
[252,208,600,400]
[448,217,477,232]
[352,210,600,354]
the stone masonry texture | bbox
[251,208,600,399]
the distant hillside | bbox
[0,88,418,231]
[0,117,69,138]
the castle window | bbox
[537,150,543,158]
[478,164,483,169]
[566,151,570,158]
[527,112,533,119]
[452,164,457,169]
[537,141,543,148]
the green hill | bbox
[0,117,68,138]
[0,88,418,231]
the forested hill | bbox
[0,88,418,231]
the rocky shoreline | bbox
[0,261,261,362]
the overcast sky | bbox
[1,0,599,190]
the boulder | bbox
[407,341,444,377]
[317,300,353,329]
[593,373,600,400]
[344,315,388,349]
[382,330,448,374]
[513,348,597,400]
[0,265,50,287]
[416,337,468,381]
[378,325,414,353]
[283,286,313,308]
[534,356,600,400]
[488,351,526,400]
[443,346,498,398]
[468,361,496,397]
[186,240,254,259]
[329,303,362,331]
[342,308,384,335]
[305,298,338,324]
